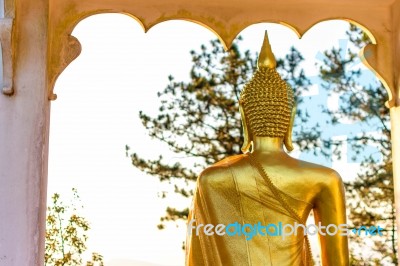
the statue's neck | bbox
[252,136,284,154]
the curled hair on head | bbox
[240,67,294,138]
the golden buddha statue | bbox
[185,32,349,266]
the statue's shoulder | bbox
[197,154,246,188]
[294,158,344,189]
[317,167,344,190]
[294,160,346,209]
[212,154,247,167]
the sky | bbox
[47,14,382,265]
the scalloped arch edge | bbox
[48,12,392,108]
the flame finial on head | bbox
[257,31,276,69]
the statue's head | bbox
[239,31,296,153]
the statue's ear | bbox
[284,105,296,152]
[239,103,252,153]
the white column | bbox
[0,0,49,265]
[390,107,400,256]
[392,0,400,257]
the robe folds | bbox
[185,154,313,266]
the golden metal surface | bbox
[257,31,276,69]
[240,32,294,152]
[186,33,349,266]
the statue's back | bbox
[186,153,327,266]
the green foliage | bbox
[45,188,104,266]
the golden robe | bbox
[185,154,313,266]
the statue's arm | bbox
[185,214,205,265]
[185,189,205,266]
[313,170,349,266]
